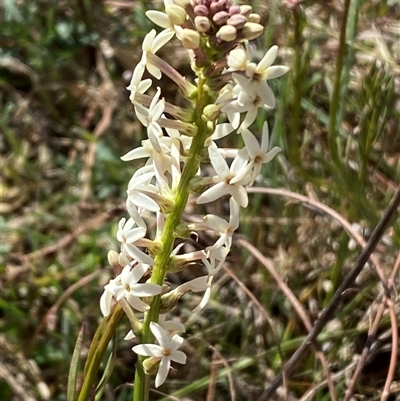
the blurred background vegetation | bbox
[1,0,399,400]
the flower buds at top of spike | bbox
[195,15,211,32]
[241,22,264,41]
[180,29,201,49]
[216,25,237,42]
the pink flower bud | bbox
[194,4,209,16]
[227,14,247,29]
[195,15,211,32]
[212,10,230,25]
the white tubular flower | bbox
[233,45,289,108]
[240,122,281,185]
[127,171,161,213]
[134,88,165,153]
[197,147,250,207]
[117,217,155,266]
[127,61,151,104]
[100,276,122,317]
[113,263,162,312]
[132,322,187,388]
[141,29,175,79]
[203,197,240,252]
[192,256,226,312]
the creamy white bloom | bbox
[232,45,289,108]
[134,88,165,153]
[113,263,161,311]
[100,263,161,316]
[117,217,154,266]
[126,63,151,104]
[100,276,121,317]
[141,29,175,79]
[127,171,161,213]
[132,322,186,388]
[203,197,240,252]
[239,122,281,185]
[197,147,250,207]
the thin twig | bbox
[247,187,388,289]
[237,238,337,401]
[344,252,400,401]
[31,270,103,348]
[381,297,398,401]
[256,185,400,400]
[10,205,125,278]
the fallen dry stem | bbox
[237,237,337,401]
[253,185,400,400]
[344,252,400,401]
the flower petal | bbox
[132,343,162,357]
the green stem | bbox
[327,0,352,168]
[133,77,214,401]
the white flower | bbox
[117,217,155,266]
[192,256,226,312]
[113,263,162,312]
[126,63,151,104]
[134,87,165,153]
[203,197,240,252]
[146,4,186,34]
[99,263,161,316]
[127,171,161,213]
[196,146,250,207]
[232,45,289,108]
[141,29,175,79]
[240,122,281,185]
[100,276,121,317]
[132,322,187,388]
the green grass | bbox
[1,1,399,400]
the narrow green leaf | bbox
[68,323,86,401]
[95,335,117,401]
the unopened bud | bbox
[160,290,182,313]
[180,28,200,49]
[194,4,209,16]
[227,47,248,70]
[210,1,225,15]
[212,10,229,26]
[239,5,252,17]
[194,15,211,32]
[228,5,241,15]
[202,103,220,120]
[107,250,120,267]
[227,14,247,29]
[216,25,237,42]
[248,13,261,23]
[166,4,187,25]
[241,22,264,40]
[142,356,161,376]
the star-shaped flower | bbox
[117,217,155,266]
[203,197,240,252]
[232,45,289,108]
[196,146,250,207]
[240,122,281,185]
[132,322,186,388]
[99,263,161,316]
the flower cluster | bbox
[100,0,288,389]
